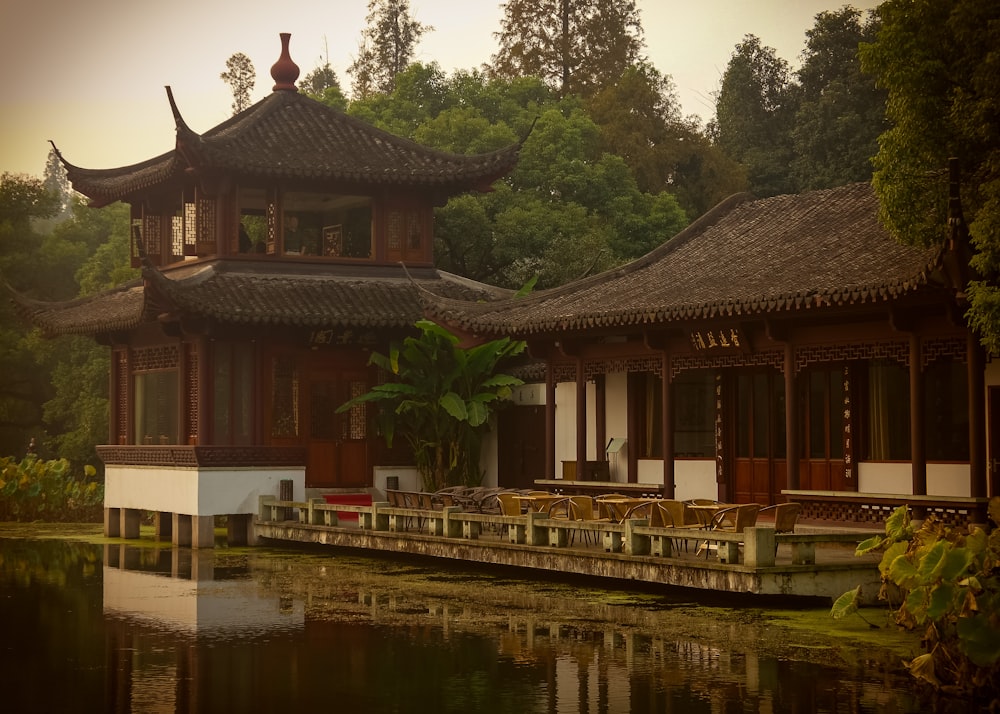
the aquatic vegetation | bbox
[832,500,1000,702]
[0,455,103,522]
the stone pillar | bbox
[227,514,256,546]
[191,515,215,549]
[173,513,192,547]
[154,512,172,541]
[104,508,121,538]
[744,527,776,567]
[120,508,141,540]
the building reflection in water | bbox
[90,543,920,713]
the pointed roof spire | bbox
[270,33,299,92]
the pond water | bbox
[0,525,957,713]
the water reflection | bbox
[0,532,950,713]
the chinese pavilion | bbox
[426,176,994,528]
[17,34,519,546]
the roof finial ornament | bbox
[271,33,300,92]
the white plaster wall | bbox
[928,464,972,497]
[554,381,598,468]
[605,372,629,480]
[372,465,421,493]
[674,460,718,501]
[858,462,971,496]
[105,465,305,515]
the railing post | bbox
[364,501,390,531]
[259,495,275,522]
[744,527,775,567]
[791,540,816,565]
[442,506,462,538]
[462,518,481,540]
[624,518,650,556]
[526,511,547,546]
[548,521,568,547]
[308,498,325,525]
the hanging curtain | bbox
[868,361,890,460]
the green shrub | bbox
[0,455,103,522]
[832,501,1000,700]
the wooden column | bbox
[545,363,556,480]
[575,358,587,476]
[784,343,799,491]
[969,333,988,498]
[909,335,927,497]
[661,352,675,498]
[595,374,606,463]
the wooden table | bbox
[512,493,564,514]
[596,497,658,522]
[686,502,736,527]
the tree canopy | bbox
[860,0,1000,353]
[491,0,645,99]
[348,0,432,98]
[220,52,255,115]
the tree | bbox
[859,0,1000,352]
[0,174,60,458]
[586,63,747,217]
[41,147,72,225]
[710,35,799,197]
[301,43,349,111]
[347,0,432,99]
[338,320,525,490]
[792,7,886,191]
[491,0,645,99]
[220,52,255,115]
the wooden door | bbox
[732,371,785,504]
[305,366,370,488]
[498,405,546,489]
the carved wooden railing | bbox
[96,445,307,468]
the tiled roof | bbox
[424,183,947,337]
[13,261,510,337]
[62,90,521,206]
[11,280,151,337]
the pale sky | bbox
[0,0,879,178]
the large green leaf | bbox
[917,539,950,581]
[926,583,955,620]
[466,400,488,427]
[939,546,974,582]
[830,586,860,619]
[957,614,1000,667]
[884,505,911,540]
[855,534,885,555]
[879,540,909,577]
[891,554,921,589]
[439,392,468,421]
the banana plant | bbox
[338,320,525,490]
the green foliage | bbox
[792,8,885,191]
[220,52,255,115]
[710,35,799,198]
[348,0,432,99]
[833,503,1000,698]
[491,0,644,99]
[338,320,525,490]
[860,0,1000,352]
[0,455,103,522]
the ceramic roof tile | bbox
[425,183,947,336]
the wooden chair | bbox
[702,503,761,559]
[655,499,690,553]
[495,491,523,538]
[759,502,800,534]
[623,500,664,526]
